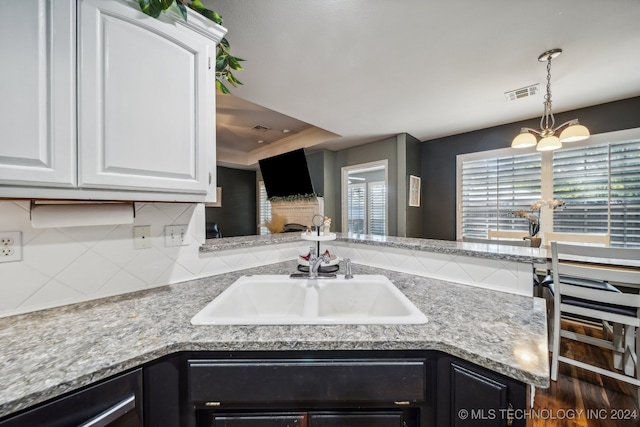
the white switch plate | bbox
[134,226,152,249]
[165,225,188,247]
[0,231,22,263]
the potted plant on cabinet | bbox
[137,0,244,93]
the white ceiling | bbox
[207,0,640,168]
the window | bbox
[458,151,541,238]
[553,139,640,247]
[258,181,271,235]
[342,161,388,236]
[346,182,366,234]
[368,181,386,235]
[458,128,640,247]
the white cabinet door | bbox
[78,0,215,194]
[0,0,75,187]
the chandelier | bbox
[511,49,589,151]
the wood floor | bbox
[530,319,639,427]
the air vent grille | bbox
[251,125,272,132]
[504,84,539,102]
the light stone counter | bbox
[200,233,548,264]
[202,233,544,296]
[0,261,548,419]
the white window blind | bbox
[552,144,609,234]
[553,140,640,246]
[368,181,386,236]
[460,152,541,238]
[346,181,386,235]
[610,141,640,246]
[347,183,366,234]
[258,181,271,235]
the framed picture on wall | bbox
[409,175,421,207]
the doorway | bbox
[341,160,388,236]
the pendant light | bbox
[511,49,589,151]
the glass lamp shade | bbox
[511,131,537,148]
[559,123,590,143]
[536,135,561,151]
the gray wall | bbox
[402,133,423,238]
[421,96,640,241]
[205,166,257,237]
[306,150,337,227]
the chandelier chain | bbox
[541,57,555,132]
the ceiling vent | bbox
[250,124,272,132]
[504,84,539,102]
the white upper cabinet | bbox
[0,0,76,187]
[0,0,224,202]
[78,0,215,194]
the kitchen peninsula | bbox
[0,234,548,426]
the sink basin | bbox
[191,275,427,325]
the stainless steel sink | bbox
[190,275,427,325]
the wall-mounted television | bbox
[258,148,315,199]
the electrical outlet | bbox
[0,231,22,263]
[134,226,152,249]
[165,225,188,247]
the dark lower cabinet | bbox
[184,352,432,427]
[437,357,527,427]
[0,350,528,427]
[0,369,143,427]
[309,412,404,427]
[208,411,403,427]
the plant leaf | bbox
[159,0,174,10]
[226,72,243,87]
[189,0,223,24]
[216,79,231,94]
[175,2,188,20]
[228,56,244,71]
[216,55,227,72]
[219,37,230,49]
[138,0,163,18]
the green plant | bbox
[137,0,244,94]
[268,193,318,203]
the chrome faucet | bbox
[308,247,330,279]
[344,258,354,279]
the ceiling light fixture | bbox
[511,48,589,151]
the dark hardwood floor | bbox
[530,320,639,427]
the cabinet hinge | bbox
[209,172,212,185]
[506,403,514,426]
[208,57,212,70]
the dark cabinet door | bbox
[450,363,508,427]
[212,413,307,427]
[0,369,143,427]
[437,358,526,427]
[309,412,404,427]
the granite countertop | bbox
[0,261,549,419]
[200,233,548,264]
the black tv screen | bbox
[259,149,315,199]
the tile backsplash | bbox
[0,200,297,318]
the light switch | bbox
[165,225,188,247]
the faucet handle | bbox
[344,258,354,279]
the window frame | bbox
[341,160,388,236]
[456,127,640,245]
